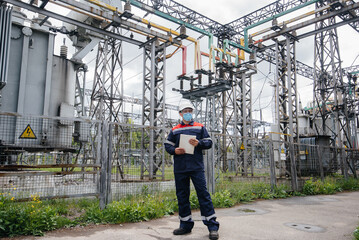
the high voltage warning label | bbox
[19,124,37,139]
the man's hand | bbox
[175,148,185,155]
[189,138,199,147]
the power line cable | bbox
[350,53,359,67]
[252,69,274,106]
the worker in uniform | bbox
[164,101,219,240]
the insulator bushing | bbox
[180,25,186,36]
[124,2,131,12]
[60,45,68,58]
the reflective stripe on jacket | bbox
[164,120,212,173]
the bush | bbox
[189,192,200,209]
[338,177,359,191]
[1,177,358,237]
[303,177,358,195]
[81,194,177,224]
[212,190,235,208]
[217,181,292,203]
[0,194,76,237]
[354,226,359,240]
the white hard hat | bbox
[179,101,193,112]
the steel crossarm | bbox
[225,0,359,41]
[225,0,316,41]
[121,0,222,36]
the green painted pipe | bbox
[228,40,252,53]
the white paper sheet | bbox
[179,134,196,154]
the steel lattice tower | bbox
[204,94,220,192]
[89,28,124,172]
[90,30,124,122]
[216,63,234,172]
[234,69,254,176]
[141,40,166,180]
[274,36,299,190]
[312,0,349,177]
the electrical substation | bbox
[0,0,358,205]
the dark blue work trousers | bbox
[174,171,219,231]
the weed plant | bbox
[354,226,359,240]
[0,177,358,237]
[0,194,76,237]
[302,176,359,195]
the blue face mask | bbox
[183,113,193,121]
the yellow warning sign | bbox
[305,149,309,155]
[240,143,245,150]
[19,124,37,139]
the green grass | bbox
[1,176,358,238]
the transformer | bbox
[0,7,78,161]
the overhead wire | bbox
[253,95,275,111]
[252,67,275,107]
[350,53,359,67]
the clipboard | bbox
[179,134,196,154]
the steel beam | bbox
[120,0,221,36]
[55,0,181,45]
[1,0,143,46]
[261,2,359,42]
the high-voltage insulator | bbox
[249,52,256,61]
[248,36,254,48]
[124,1,131,12]
[271,18,280,31]
[60,38,68,58]
[121,0,133,19]
[179,25,188,39]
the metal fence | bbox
[0,112,177,207]
[0,112,358,206]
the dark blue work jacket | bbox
[164,120,212,173]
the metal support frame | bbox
[233,69,253,176]
[216,63,234,172]
[75,65,87,117]
[205,94,220,193]
[90,28,124,122]
[89,28,125,181]
[1,0,143,46]
[312,1,349,178]
[123,0,322,80]
[141,40,166,180]
[274,36,298,190]
[191,98,203,123]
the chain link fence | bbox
[1,112,358,206]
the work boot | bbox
[209,230,219,240]
[173,228,192,235]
